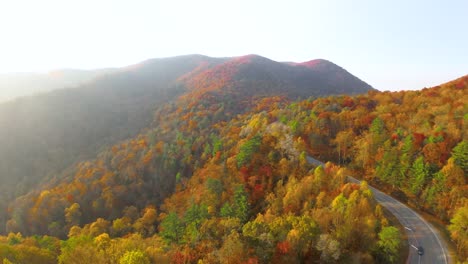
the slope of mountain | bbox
[0,55,217,217]
[180,54,373,100]
[0,54,373,233]
[3,75,468,263]
[0,58,465,262]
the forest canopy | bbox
[0,58,466,263]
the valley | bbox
[0,55,466,263]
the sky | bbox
[0,0,467,91]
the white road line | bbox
[410,205,448,264]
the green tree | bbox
[220,202,235,218]
[410,157,428,195]
[399,135,414,178]
[206,178,223,196]
[211,134,223,156]
[376,226,402,263]
[370,117,385,135]
[7,232,22,245]
[236,135,262,167]
[331,194,347,214]
[184,203,209,225]
[452,140,468,173]
[370,117,386,144]
[376,140,400,188]
[401,135,414,156]
[233,185,250,223]
[183,203,209,244]
[160,212,184,244]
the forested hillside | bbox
[2,92,398,263]
[1,69,465,263]
[0,54,373,236]
[0,55,213,234]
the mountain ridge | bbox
[3,74,465,263]
[0,54,466,262]
[0,68,117,102]
[0,54,374,234]
[178,54,374,100]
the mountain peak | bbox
[230,54,275,65]
[177,54,374,99]
[298,59,332,67]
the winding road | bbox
[306,157,452,264]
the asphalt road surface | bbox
[306,157,451,264]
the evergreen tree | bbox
[376,226,402,263]
[410,157,428,195]
[399,135,414,179]
[160,212,184,244]
[220,203,235,218]
[233,185,250,223]
[376,140,400,187]
[452,140,468,173]
[236,135,262,168]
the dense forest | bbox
[2,92,399,263]
[0,54,372,235]
[0,55,466,263]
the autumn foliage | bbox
[0,66,466,262]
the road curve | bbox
[306,157,452,264]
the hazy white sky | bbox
[0,0,467,90]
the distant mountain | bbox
[179,54,374,99]
[0,54,373,233]
[0,69,116,102]
[0,58,465,263]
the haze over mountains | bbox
[0,55,373,103]
[0,69,116,102]
[0,53,466,263]
[0,54,373,232]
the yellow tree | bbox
[448,205,468,260]
[65,203,82,227]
